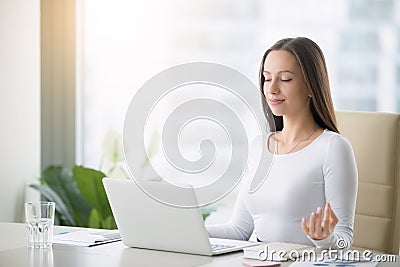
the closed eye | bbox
[281,78,292,82]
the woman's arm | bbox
[206,186,254,241]
[302,134,358,249]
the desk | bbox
[0,223,398,267]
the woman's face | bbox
[263,50,311,117]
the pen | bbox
[58,232,69,235]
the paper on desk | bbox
[53,229,121,247]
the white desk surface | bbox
[0,223,398,267]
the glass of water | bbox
[25,202,55,248]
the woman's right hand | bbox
[301,202,338,241]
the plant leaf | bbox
[200,206,216,221]
[107,165,127,179]
[102,215,117,230]
[73,166,113,227]
[88,208,100,229]
[41,166,92,227]
[140,130,160,169]
[102,130,124,163]
[29,183,75,226]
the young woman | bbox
[206,37,358,249]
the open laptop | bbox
[103,178,257,256]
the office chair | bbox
[336,110,400,254]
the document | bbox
[53,229,121,247]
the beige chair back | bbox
[336,111,400,254]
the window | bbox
[78,0,400,169]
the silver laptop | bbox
[103,178,257,256]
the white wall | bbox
[0,0,41,222]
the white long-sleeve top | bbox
[206,130,358,249]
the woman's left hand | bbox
[301,202,338,240]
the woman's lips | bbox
[268,99,285,105]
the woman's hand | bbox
[301,202,338,240]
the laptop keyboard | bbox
[211,243,235,252]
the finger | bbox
[330,210,339,229]
[301,217,309,233]
[314,207,323,237]
[327,202,339,230]
[309,212,316,234]
[322,203,330,234]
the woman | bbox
[206,37,358,249]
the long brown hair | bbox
[259,37,339,133]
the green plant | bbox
[100,130,127,179]
[200,206,216,221]
[30,165,117,229]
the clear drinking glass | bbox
[25,202,55,248]
[29,247,54,267]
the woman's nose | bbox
[265,79,279,95]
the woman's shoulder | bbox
[250,132,270,145]
[321,129,352,146]
[320,129,355,156]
